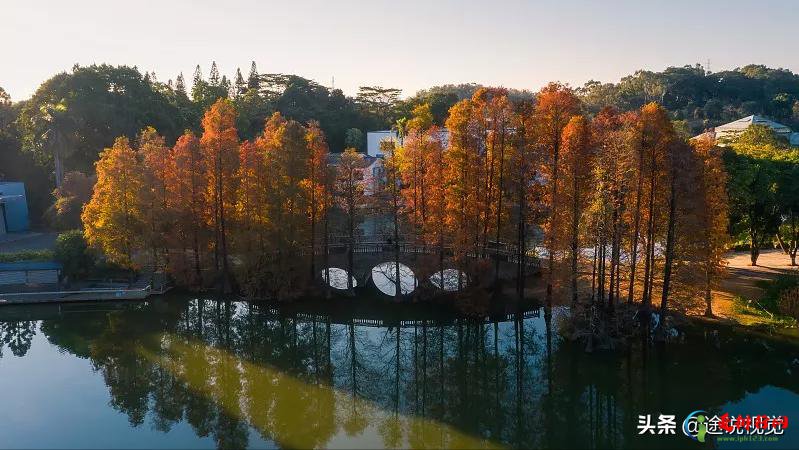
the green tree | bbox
[774,149,799,265]
[344,128,365,151]
[356,86,402,128]
[54,230,95,282]
[725,125,783,265]
[247,61,260,90]
[17,65,184,181]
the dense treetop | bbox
[2,62,799,224]
[579,64,799,134]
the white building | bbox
[326,153,384,197]
[366,131,397,157]
[695,115,799,146]
[360,156,384,196]
[366,129,450,157]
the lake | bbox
[0,296,797,449]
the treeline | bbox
[3,63,799,223]
[0,63,407,220]
[80,84,733,318]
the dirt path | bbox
[713,249,798,323]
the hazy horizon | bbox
[4,0,799,101]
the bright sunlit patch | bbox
[140,336,501,449]
[430,269,467,291]
[371,262,417,296]
[321,267,357,290]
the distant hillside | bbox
[577,64,799,134]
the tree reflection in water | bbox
[0,320,37,357]
[1,297,795,449]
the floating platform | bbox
[0,285,170,305]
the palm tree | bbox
[40,101,72,188]
[392,118,408,146]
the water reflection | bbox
[0,320,36,357]
[321,268,358,290]
[0,298,798,449]
[143,338,498,449]
[371,262,417,296]
[430,269,467,292]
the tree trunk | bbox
[393,187,401,302]
[347,205,354,294]
[590,241,597,303]
[660,175,677,313]
[310,187,317,283]
[546,134,561,308]
[218,155,231,294]
[749,227,759,266]
[627,146,645,304]
[53,139,65,189]
[517,171,527,299]
[704,268,713,317]
[608,209,620,311]
[494,128,506,287]
[570,173,580,308]
[323,204,331,299]
[641,144,657,309]
[790,213,798,266]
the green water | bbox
[0,296,797,449]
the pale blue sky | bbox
[3,0,798,101]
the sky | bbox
[3,0,799,101]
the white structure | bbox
[695,115,799,146]
[361,156,384,196]
[366,129,450,157]
[366,131,397,157]
[326,153,384,197]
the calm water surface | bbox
[0,296,797,449]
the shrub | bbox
[778,287,799,321]
[756,274,799,313]
[0,249,54,262]
[54,230,95,280]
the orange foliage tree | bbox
[138,126,173,274]
[82,137,145,268]
[534,83,581,306]
[201,98,240,292]
[303,120,330,279]
[168,131,208,284]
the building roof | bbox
[715,115,792,136]
[693,115,799,146]
[326,152,381,166]
[0,261,62,271]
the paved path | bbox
[712,249,798,322]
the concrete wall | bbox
[0,182,30,233]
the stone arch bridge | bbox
[315,236,541,292]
